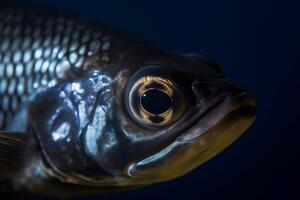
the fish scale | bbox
[0,9,111,129]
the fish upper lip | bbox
[178,92,256,141]
[127,91,256,178]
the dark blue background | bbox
[2,0,299,199]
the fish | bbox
[0,7,256,197]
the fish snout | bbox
[192,78,246,102]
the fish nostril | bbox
[191,81,214,104]
[192,80,222,100]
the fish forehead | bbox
[0,9,112,130]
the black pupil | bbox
[141,89,172,115]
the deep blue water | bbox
[1,0,299,199]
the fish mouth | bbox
[127,91,256,184]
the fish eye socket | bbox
[125,66,189,128]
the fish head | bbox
[28,44,256,188]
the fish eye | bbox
[125,65,189,128]
[140,89,173,115]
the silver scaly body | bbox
[0,9,111,130]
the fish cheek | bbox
[82,86,150,177]
[82,99,131,176]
